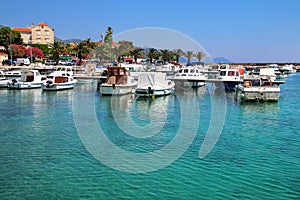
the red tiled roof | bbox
[13,27,31,33]
[0,52,8,56]
[37,22,48,26]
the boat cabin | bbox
[106,67,129,85]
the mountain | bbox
[213,57,232,63]
[54,36,83,43]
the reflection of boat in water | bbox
[7,70,46,89]
[42,71,77,91]
[235,76,281,102]
[135,72,175,98]
[100,66,137,95]
[173,67,207,88]
[206,69,243,92]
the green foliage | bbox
[0,26,23,51]
[160,49,173,64]
[130,48,144,63]
[31,44,49,56]
[173,49,184,63]
[48,40,65,61]
[195,51,206,62]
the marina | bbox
[0,70,299,199]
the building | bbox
[0,52,8,64]
[13,22,54,45]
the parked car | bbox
[2,60,16,66]
[66,60,76,66]
[45,60,57,65]
[58,60,68,65]
[15,58,30,66]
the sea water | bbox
[0,73,299,199]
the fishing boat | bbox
[99,66,137,95]
[173,66,207,88]
[135,72,175,97]
[7,70,46,89]
[42,71,77,91]
[0,70,10,88]
[235,76,281,102]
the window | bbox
[45,30,49,36]
[36,30,41,35]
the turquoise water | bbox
[0,73,300,199]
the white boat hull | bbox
[135,87,174,97]
[236,86,280,101]
[42,83,75,91]
[100,84,136,95]
[8,82,42,89]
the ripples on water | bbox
[0,74,300,199]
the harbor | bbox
[0,69,299,199]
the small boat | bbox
[235,76,281,102]
[173,67,207,88]
[135,72,175,97]
[42,71,77,91]
[0,70,10,88]
[206,68,243,91]
[99,66,137,95]
[7,70,46,89]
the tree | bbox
[0,26,23,52]
[26,47,44,60]
[73,38,95,65]
[195,51,206,63]
[10,44,26,59]
[130,47,144,63]
[172,48,184,63]
[31,44,48,57]
[115,40,134,62]
[184,50,194,65]
[48,40,65,62]
[160,49,173,64]
[146,48,158,63]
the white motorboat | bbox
[7,70,46,89]
[173,67,207,88]
[99,66,137,95]
[0,70,10,88]
[206,68,244,91]
[42,71,77,91]
[235,76,281,102]
[135,72,175,97]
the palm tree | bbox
[48,40,65,62]
[160,49,173,64]
[116,40,134,62]
[195,51,206,63]
[172,48,184,63]
[73,39,94,65]
[184,50,194,65]
[130,47,143,63]
[146,48,158,63]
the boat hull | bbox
[135,87,174,97]
[100,84,136,95]
[235,86,280,102]
[8,82,42,89]
[42,83,75,91]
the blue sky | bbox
[1,0,300,62]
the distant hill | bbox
[213,57,232,63]
[54,36,83,43]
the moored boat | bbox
[99,66,137,95]
[42,71,77,91]
[235,76,281,102]
[0,70,10,88]
[7,70,46,89]
[206,68,243,91]
[173,66,207,88]
[135,72,175,97]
